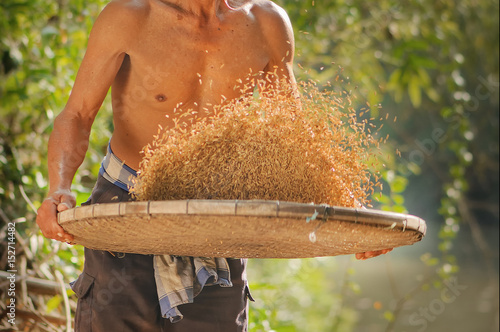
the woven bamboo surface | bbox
[58,200,426,258]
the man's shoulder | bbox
[244,0,290,23]
[106,0,150,11]
[86,0,150,48]
[243,0,293,45]
[99,0,150,24]
[241,0,292,40]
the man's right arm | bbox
[36,0,146,242]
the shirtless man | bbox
[36,0,391,330]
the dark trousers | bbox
[71,175,250,331]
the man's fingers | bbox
[36,198,74,242]
[57,193,76,212]
[56,195,75,241]
[57,202,72,212]
[50,227,74,242]
[46,224,74,242]
[355,248,394,260]
[355,253,366,260]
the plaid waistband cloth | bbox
[99,144,137,191]
[99,143,232,323]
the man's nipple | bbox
[155,94,167,102]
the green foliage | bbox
[1,0,497,330]
[248,258,359,332]
[263,0,498,330]
[1,0,110,329]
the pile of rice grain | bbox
[131,77,381,207]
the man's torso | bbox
[108,0,279,169]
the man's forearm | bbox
[35,110,89,243]
[47,112,92,196]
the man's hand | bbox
[355,248,393,260]
[36,190,75,243]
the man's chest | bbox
[128,15,270,86]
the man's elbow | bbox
[53,106,95,134]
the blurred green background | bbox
[1,0,498,331]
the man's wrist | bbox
[47,188,73,197]
[43,197,59,204]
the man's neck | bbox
[161,0,233,20]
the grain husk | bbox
[131,75,381,207]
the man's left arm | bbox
[255,2,297,91]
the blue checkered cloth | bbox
[99,144,232,323]
[154,256,232,322]
[99,144,137,191]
